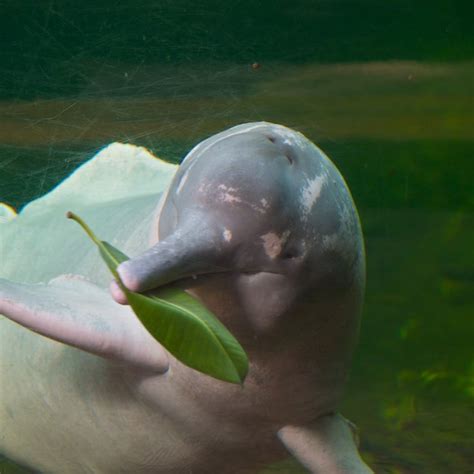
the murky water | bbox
[1,2,472,473]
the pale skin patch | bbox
[276,128,308,149]
[214,184,267,214]
[222,193,242,204]
[223,229,232,242]
[251,203,267,214]
[261,231,290,259]
[301,175,325,218]
[217,184,242,204]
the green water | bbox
[1,2,472,473]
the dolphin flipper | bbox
[0,275,169,373]
[278,413,373,473]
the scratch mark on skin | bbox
[277,128,308,149]
[261,231,290,259]
[301,176,325,219]
[217,184,242,204]
[214,184,268,214]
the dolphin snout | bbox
[112,215,229,303]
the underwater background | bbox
[0,1,472,473]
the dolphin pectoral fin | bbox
[0,275,169,373]
[278,413,373,474]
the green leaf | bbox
[67,211,248,384]
[100,241,129,274]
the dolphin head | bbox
[116,122,365,336]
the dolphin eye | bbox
[281,248,298,259]
[281,240,304,260]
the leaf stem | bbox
[66,211,102,247]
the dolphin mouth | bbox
[117,255,284,294]
[160,268,284,287]
[130,269,286,300]
[110,269,282,304]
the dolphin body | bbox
[0,123,373,473]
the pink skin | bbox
[109,280,128,305]
[0,123,372,473]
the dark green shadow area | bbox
[1,1,473,100]
[344,208,473,472]
[325,140,474,211]
[0,455,38,474]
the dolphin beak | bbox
[117,216,227,294]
